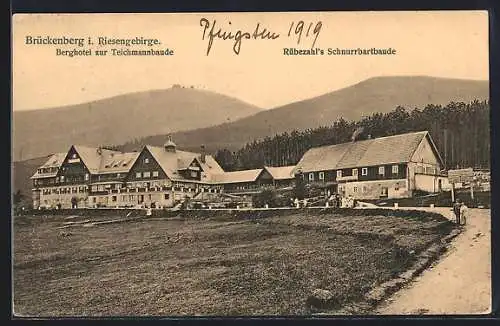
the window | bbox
[190,171,197,178]
[363,186,367,193]
[60,176,65,182]
[72,153,77,159]
[336,170,342,178]
[143,171,151,178]
[92,197,96,203]
[136,172,141,178]
[153,171,159,177]
[85,173,89,181]
[378,166,385,175]
[115,184,120,190]
[392,165,399,174]
[352,169,358,177]
[91,185,97,192]
[98,185,104,191]
[148,194,152,200]
[164,194,170,200]
[144,158,149,164]
[319,172,325,180]
[309,173,314,181]
[354,186,358,193]
[395,183,400,191]
[361,168,368,176]
[112,196,117,202]
[117,173,121,178]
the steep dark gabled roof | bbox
[98,151,140,174]
[73,145,120,174]
[146,145,224,182]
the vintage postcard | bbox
[12,11,490,317]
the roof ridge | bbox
[369,130,428,141]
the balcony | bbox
[89,190,109,196]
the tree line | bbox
[214,100,490,171]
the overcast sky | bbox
[12,11,488,111]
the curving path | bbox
[376,207,491,315]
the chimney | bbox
[200,145,206,163]
[351,126,365,142]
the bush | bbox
[253,189,278,208]
[293,175,307,200]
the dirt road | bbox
[376,208,491,315]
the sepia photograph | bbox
[11,11,491,316]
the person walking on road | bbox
[453,200,462,224]
[459,201,468,226]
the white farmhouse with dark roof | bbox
[293,131,450,200]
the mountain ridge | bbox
[13,87,262,161]
[121,75,489,153]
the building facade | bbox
[31,137,226,209]
[31,131,449,208]
[293,131,450,200]
[31,137,296,209]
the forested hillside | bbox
[214,100,490,171]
